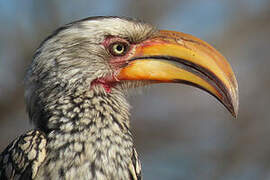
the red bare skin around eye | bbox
[91,36,136,93]
[102,36,135,69]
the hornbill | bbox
[0,16,238,179]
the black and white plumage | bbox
[0,130,46,179]
[0,16,238,179]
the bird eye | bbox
[109,42,128,56]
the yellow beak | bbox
[117,30,239,117]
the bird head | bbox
[25,16,238,130]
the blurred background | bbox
[0,0,270,179]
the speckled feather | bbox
[0,16,156,179]
[0,130,47,179]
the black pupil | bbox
[116,44,124,52]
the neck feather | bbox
[45,86,131,132]
[38,86,135,179]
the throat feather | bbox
[91,77,118,93]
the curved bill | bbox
[117,30,239,117]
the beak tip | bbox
[232,108,238,118]
[230,85,239,118]
[233,98,239,118]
